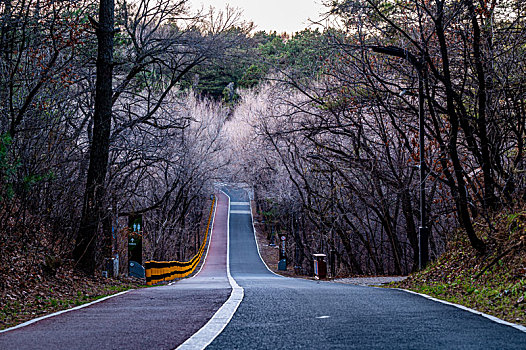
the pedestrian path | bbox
[0,193,232,350]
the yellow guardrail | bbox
[145,195,216,286]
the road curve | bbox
[0,192,232,350]
[208,187,526,349]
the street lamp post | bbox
[366,45,430,269]
[417,67,429,270]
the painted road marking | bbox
[177,192,244,350]
[249,201,286,279]
[230,210,251,214]
[0,290,132,333]
[316,316,331,319]
[230,202,250,206]
[398,289,526,333]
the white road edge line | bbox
[248,196,285,278]
[397,288,526,333]
[176,191,244,350]
[0,290,132,333]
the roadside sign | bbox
[128,214,143,268]
[279,234,287,260]
[279,234,287,270]
[128,233,142,265]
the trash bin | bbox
[313,254,327,279]
[129,261,145,278]
[278,259,287,271]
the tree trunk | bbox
[467,0,496,210]
[73,0,114,274]
[434,5,485,253]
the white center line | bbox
[177,192,244,349]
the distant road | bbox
[0,192,232,350]
[207,187,526,349]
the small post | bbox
[330,250,336,277]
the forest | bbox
[1,0,525,286]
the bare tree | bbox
[73,0,251,272]
[73,0,115,273]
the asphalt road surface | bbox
[1,188,526,349]
[208,187,526,349]
[0,192,232,350]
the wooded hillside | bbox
[1,0,525,283]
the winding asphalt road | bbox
[1,187,525,349]
[208,187,526,349]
